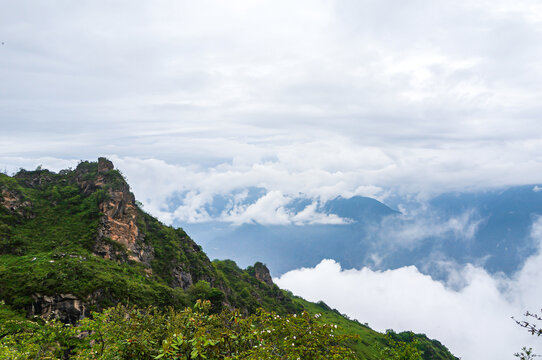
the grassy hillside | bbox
[0,159,458,359]
[292,297,457,360]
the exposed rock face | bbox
[172,264,194,290]
[73,158,217,289]
[97,157,114,173]
[13,169,53,189]
[76,158,154,266]
[0,188,33,218]
[95,183,152,264]
[254,262,273,285]
[27,294,90,324]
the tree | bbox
[513,309,542,359]
[376,331,422,360]
[514,347,539,360]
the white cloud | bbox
[2,149,540,227]
[221,190,292,225]
[275,217,542,360]
[172,190,213,224]
[369,207,484,250]
[107,154,386,225]
[291,202,347,225]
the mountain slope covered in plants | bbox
[0,159,457,359]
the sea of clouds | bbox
[275,217,542,359]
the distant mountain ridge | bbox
[183,185,542,278]
[183,194,400,275]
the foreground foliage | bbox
[377,333,422,360]
[513,309,542,359]
[0,300,355,359]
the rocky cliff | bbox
[78,158,154,266]
[253,262,273,285]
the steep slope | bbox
[0,159,457,359]
[293,298,458,360]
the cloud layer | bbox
[275,217,542,359]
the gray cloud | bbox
[2,1,542,163]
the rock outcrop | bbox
[76,158,154,266]
[26,289,117,324]
[27,294,90,324]
[13,169,53,189]
[171,264,194,290]
[254,262,273,285]
[71,158,218,292]
[0,188,33,218]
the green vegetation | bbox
[0,171,103,255]
[385,331,456,360]
[292,297,457,360]
[137,210,214,287]
[376,334,422,360]
[0,252,189,311]
[0,159,459,359]
[213,259,301,315]
[0,300,355,359]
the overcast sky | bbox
[3,2,542,357]
[2,1,542,204]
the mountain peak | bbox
[97,157,114,173]
[253,261,273,285]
